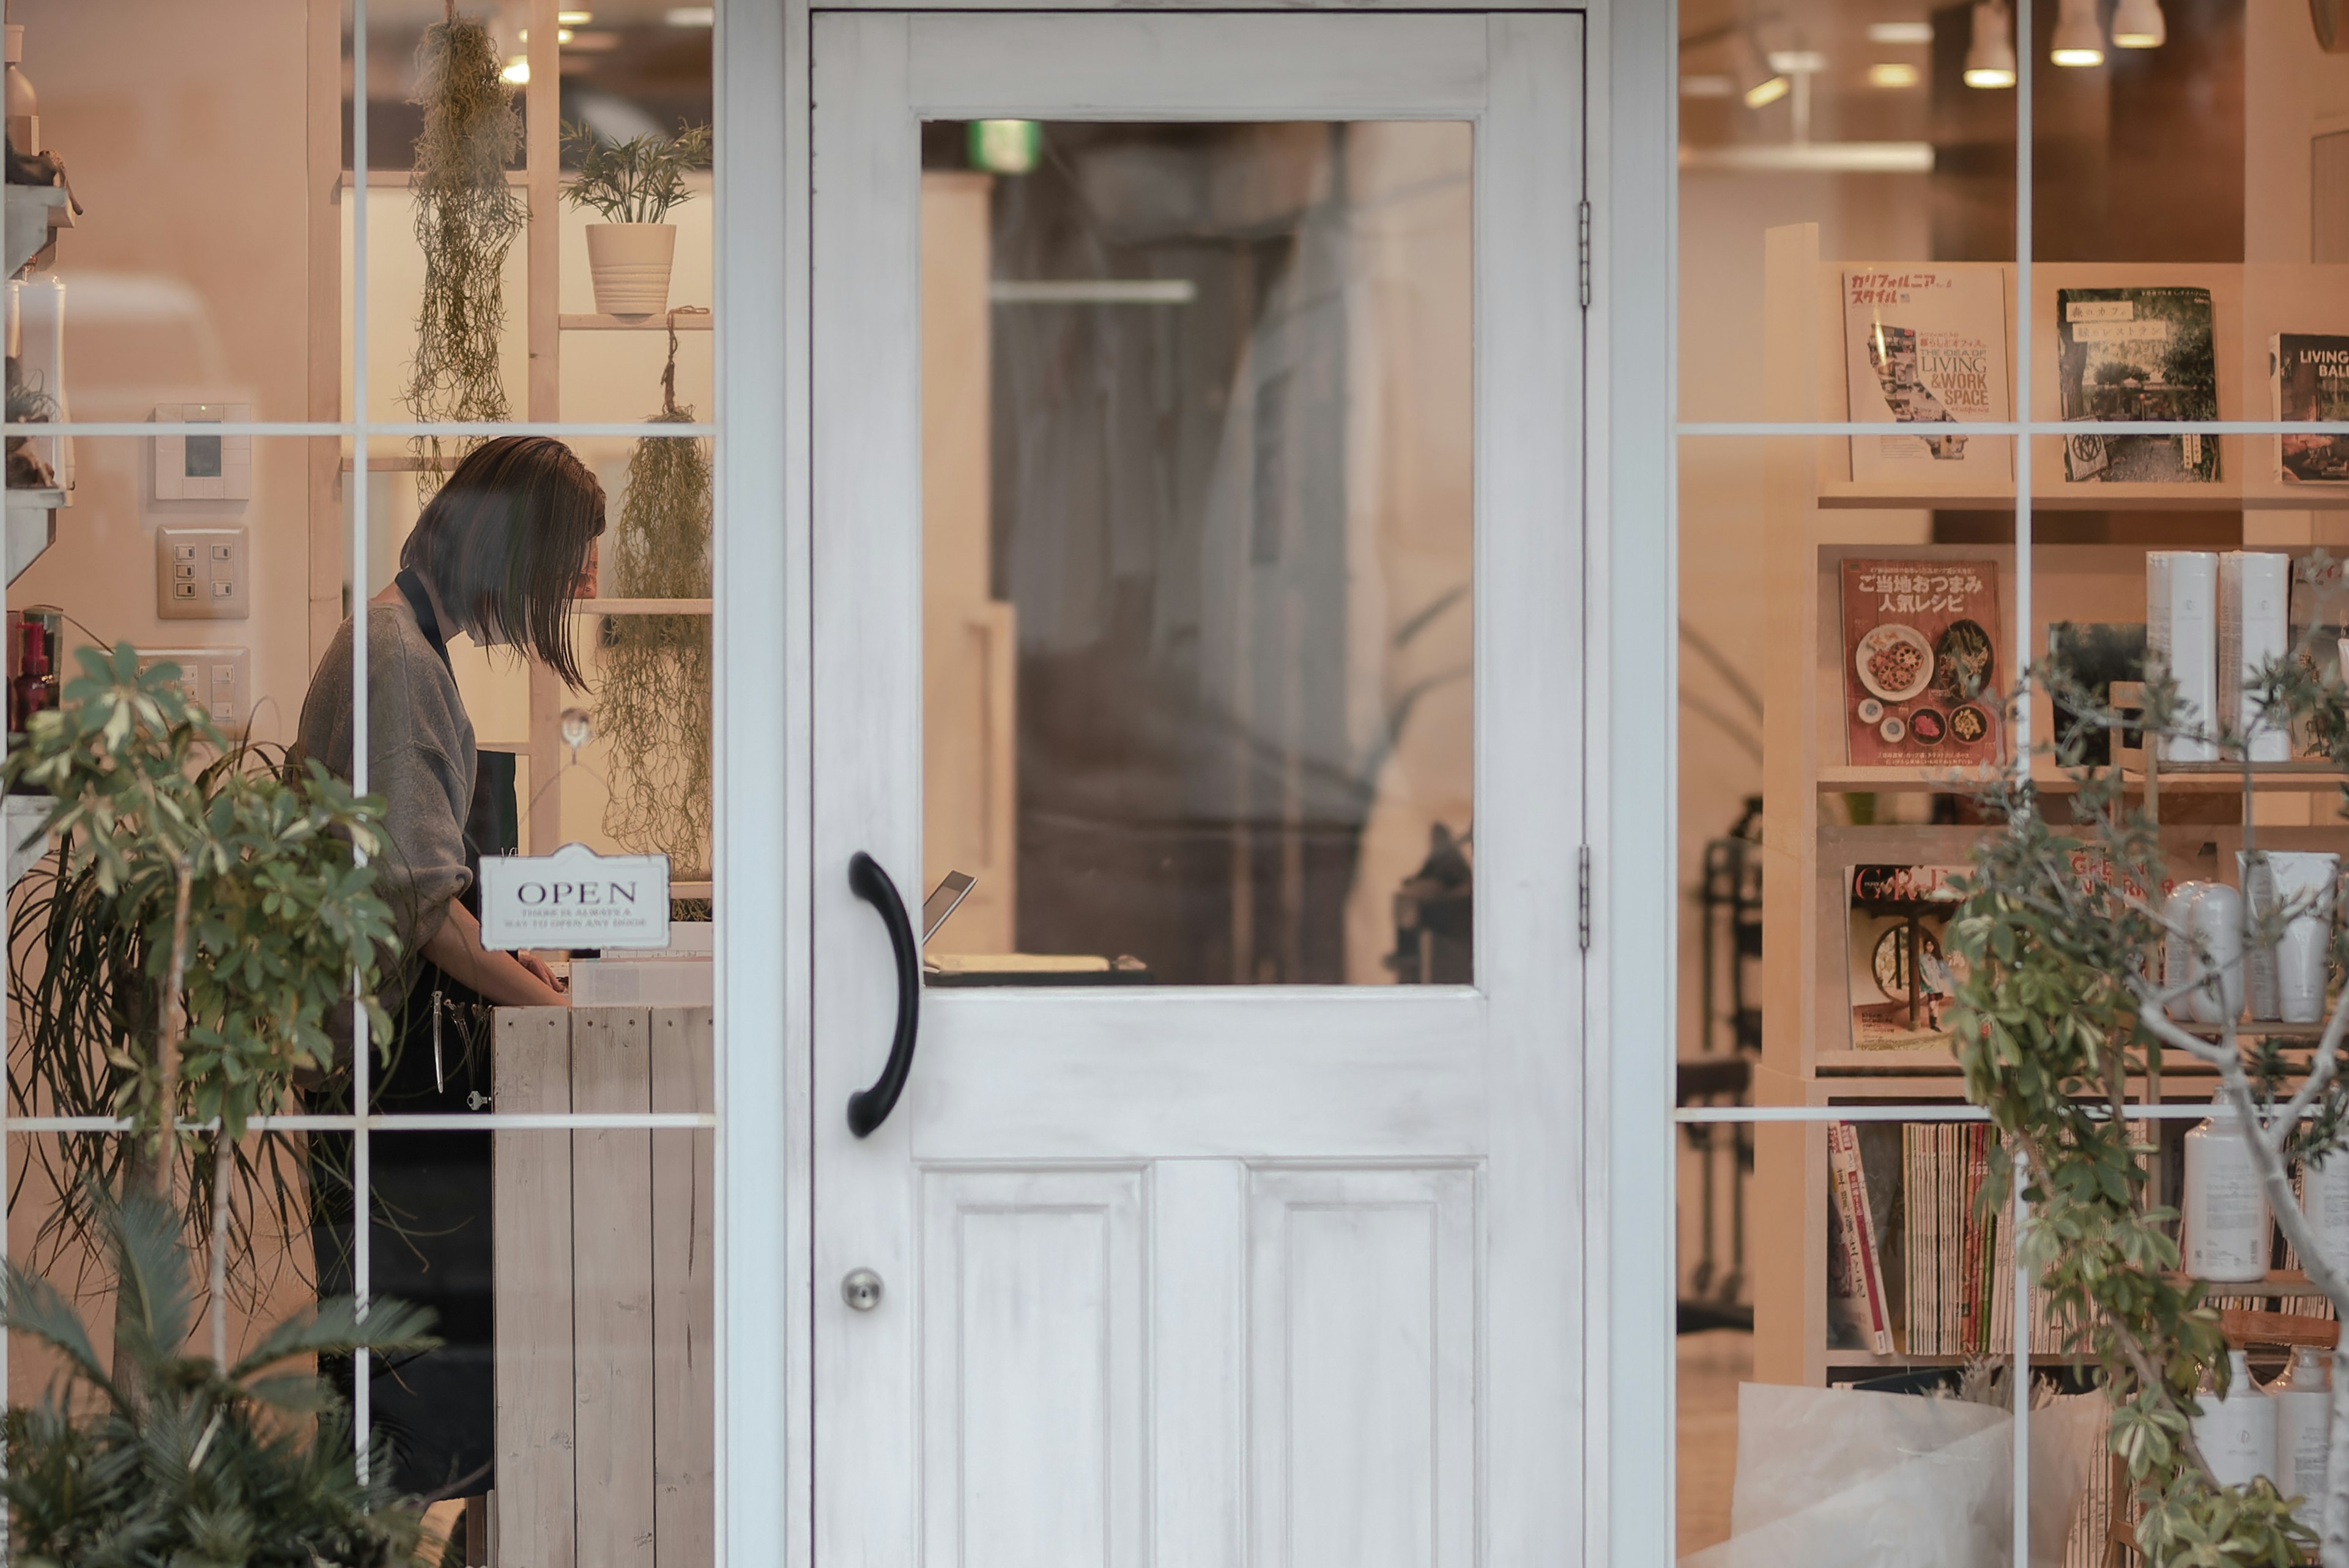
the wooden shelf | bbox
[1818,763,2349,795]
[573,598,713,615]
[558,313,712,332]
[1816,480,2349,512]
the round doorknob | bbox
[842,1268,885,1312]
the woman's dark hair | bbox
[400,436,606,687]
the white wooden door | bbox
[812,12,1586,1564]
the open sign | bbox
[478,843,671,949]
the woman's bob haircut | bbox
[401,436,606,686]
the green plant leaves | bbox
[560,119,712,225]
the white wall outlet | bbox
[134,646,251,729]
[152,404,251,501]
[155,524,248,619]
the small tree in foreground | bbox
[1950,627,2349,1564]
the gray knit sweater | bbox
[296,598,477,963]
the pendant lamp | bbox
[2050,0,2106,65]
[2110,0,2167,47]
[1964,0,2017,87]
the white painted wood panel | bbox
[921,1169,1148,1568]
[571,1010,658,1566]
[493,1008,576,1568]
[812,13,1585,1567]
[1248,1167,1479,1568]
[651,1008,716,1568]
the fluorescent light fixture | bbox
[1737,29,1791,108]
[2051,0,2105,64]
[1868,62,1921,88]
[557,9,594,21]
[1679,142,1935,174]
[1679,74,1737,98]
[500,53,530,84]
[1964,0,2018,86]
[1867,21,1935,45]
[1767,50,1829,72]
[666,6,716,25]
[2110,0,2166,46]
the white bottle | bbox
[2269,1345,2332,1526]
[2164,882,2246,1025]
[2303,1151,2349,1271]
[2150,551,2222,764]
[2194,1348,2277,1488]
[2185,1094,2273,1282]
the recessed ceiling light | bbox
[1868,62,1921,88]
[1867,22,1934,45]
[666,6,715,24]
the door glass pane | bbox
[920,120,1472,987]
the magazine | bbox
[1839,559,2003,767]
[1827,1120,1894,1355]
[1846,864,1965,1051]
[2054,286,2219,483]
[2047,621,2147,768]
[1842,268,2012,483]
[2274,333,2349,483]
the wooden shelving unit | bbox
[1754,223,2349,1389]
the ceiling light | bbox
[1868,62,1921,88]
[1679,75,1736,98]
[1736,29,1791,108]
[557,9,594,22]
[2050,0,2105,65]
[517,28,574,43]
[1767,50,1828,73]
[2110,0,2166,46]
[500,54,530,84]
[1867,21,1934,45]
[1964,0,2016,87]
[666,6,715,24]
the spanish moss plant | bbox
[404,13,526,486]
[598,333,713,870]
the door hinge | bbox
[1576,199,1593,310]
[1577,845,1593,953]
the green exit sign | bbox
[968,119,1041,174]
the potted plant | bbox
[562,119,713,317]
[2,1191,437,1566]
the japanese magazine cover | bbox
[2054,286,2219,483]
[1842,267,2012,483]
[1840,559,2003,767]
[2273,333,2349,483]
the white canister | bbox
[2301,1151,2349,1273]
[2240,852,2283,1022]
[2194,1348,2277,1488]
[2185,1094,2273,1282]
[2267,852,2339,1026]
[2269,1344,2331,1525]
[2165,882,2246,1025]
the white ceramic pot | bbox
[585,223,677,317]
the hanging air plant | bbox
[403,9,526,485]
[599,314,713,871]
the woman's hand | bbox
[516,950,565,993]
[420,898,570,1008]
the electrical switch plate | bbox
[155,525,248,619]
[152,403,251,501]
[133,647,250,729]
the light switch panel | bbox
[133,646,250,728]
[155,525,248,619]
[153,404,251,501]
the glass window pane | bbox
[919,119,1472,987]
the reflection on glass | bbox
[920,120,1472,987]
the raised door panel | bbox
[921,1169,1148,1568]
[1248,1166,1479,1568]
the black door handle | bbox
[846,852,921,1137]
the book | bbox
[2287,554,2349,759]
[1840,559,2003,767]
[2055,286,2220,483]
[2047,620,2147,768]
[1842,267,2012,483]
[1828,1120,1894,1354]
[1846,864,1965,1051]
[2273,333,2349,483]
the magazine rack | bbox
[1754,223,2349,1390]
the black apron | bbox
[309,568,511,1501]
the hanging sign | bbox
[478,843,671,950]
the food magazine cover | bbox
[2054,286,2219,483]
[1839,559,2003,767]
[1842,268,2012,483]
[2274,333,2349,483]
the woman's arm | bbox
[420,897,570,1008]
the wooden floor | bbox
[1675,1328,1750,1559]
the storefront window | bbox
[5,3,718,1556]
[1675,1,2316,1559]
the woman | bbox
[297,436,604,1500]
